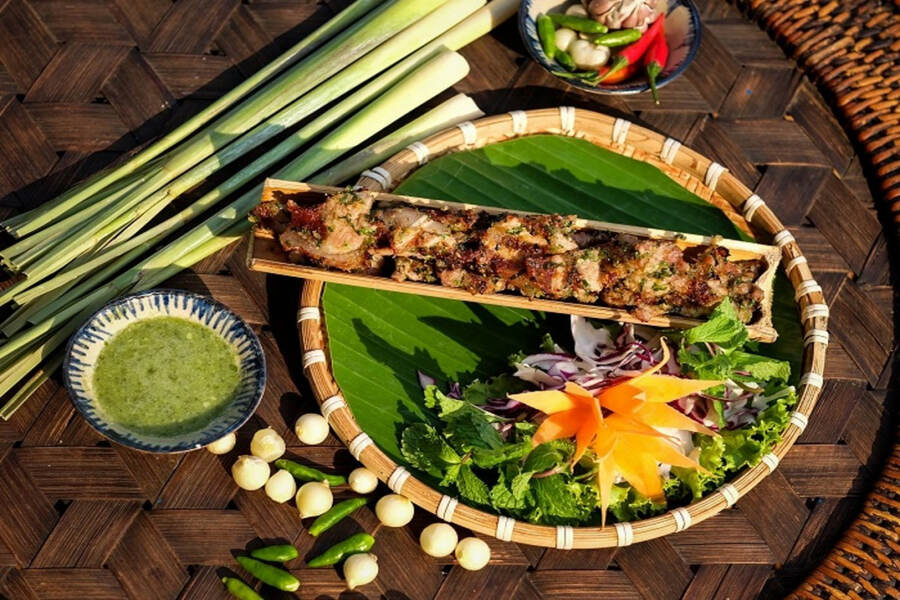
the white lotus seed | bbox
[455,537,491,571]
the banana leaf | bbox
[322,135,802,462]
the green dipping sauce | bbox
[93,316,241,437]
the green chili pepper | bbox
[555,50,577,71]
[309,497,369,537]
[536,15,557,59]
[307,533,375,567]
[592,28,642,47]
[548,14,608,34]
[250,543,299,562]
[236,556,300,592]
[275,458,346,487]
[222,577,263,600]
[553,70,601,85]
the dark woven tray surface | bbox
[0,1,896,599]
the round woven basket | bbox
[297,107,828,549]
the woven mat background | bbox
[0,1,895,599]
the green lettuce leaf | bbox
[672,388,796,499]
[529,475,598,525]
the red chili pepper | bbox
[598,15,664,83]
[644,24,669,104]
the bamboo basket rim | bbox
[292,107,828,549]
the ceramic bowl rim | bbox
[517,0,702,95]
[63,288,266,454]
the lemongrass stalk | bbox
[0,327,73,408]
[5,0,446,273]
[24,244,146,326]
[93,0,482,239]
[0,272,133,363]
[0,159,164,267]
[1,173,155,271]
[311,93,483,185]
[14,232,155,308]
[1,188,169,303]
[0,0,389,238]
[42,47,474,292]
[0,351,63,419]
[11,172,168,268]
[1,282,76,337]
[133,222,250,291]
[284,52,471,181]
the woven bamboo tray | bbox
[248,181,782,341]
[293,107,829,549]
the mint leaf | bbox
[730,351,790,382]
[424,386,503,451]
[490,468,534,514]
[440,463,461,486]
[682,298,748,350]
[524,442,568,473]
[472,440,531,469]
[456,464,490,507]
[400,423,460,479]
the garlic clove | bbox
[554,27,578,53]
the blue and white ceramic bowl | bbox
[64,290,266,453]
[519,0,701,95]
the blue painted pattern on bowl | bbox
[64,289,266,453]
[519,0,702,95]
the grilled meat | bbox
[253,190,766,323]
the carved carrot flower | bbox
[509,340,720,524]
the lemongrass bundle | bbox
[0,0,389,239]
[0,0,480,298]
